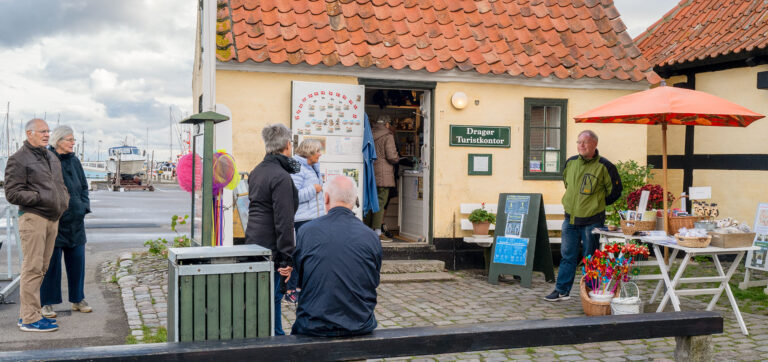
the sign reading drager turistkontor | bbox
[450,125,511,147]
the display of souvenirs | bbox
[692,200,719,220]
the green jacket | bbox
[561,150,622,225]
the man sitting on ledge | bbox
[291,175,382,337]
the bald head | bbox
[324,176,357,211]
[25,118,50,147]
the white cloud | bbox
[0,0,196,161]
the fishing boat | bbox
[106,145,146,178]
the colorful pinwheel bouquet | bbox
[582,242,650,297]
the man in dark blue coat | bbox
[291,176,382,337]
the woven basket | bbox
[580,276,618,316]
[668,216,702,234]
[620,219,656,236]
[675,234,712,248]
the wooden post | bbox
[675,335,713,361]
[662,123,669,263]
[201,120,214,246]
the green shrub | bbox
[144,215,191,257]
[605,160,654,226]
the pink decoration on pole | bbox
[176,153,202,192]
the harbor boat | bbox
[106,145,146,178]
[81,161,108,180]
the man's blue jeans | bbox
[555,220,603,295]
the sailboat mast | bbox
[169,106,173,162]
[4,102,9,157]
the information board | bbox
[488,193,555,287]
[746,203,768,271]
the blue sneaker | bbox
[20,318,59,332]
[18,317,56,327]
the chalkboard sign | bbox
[487,193,555,287]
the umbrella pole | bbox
[662,123,669,263]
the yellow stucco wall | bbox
[648,66,768,227]
[694,170,768,225]
[215,71,357,168]
[432,83,646,237]
[216,70,647,239]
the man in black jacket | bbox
[5,119,69,332]
[245,123,299,335]
[292,176,382,337]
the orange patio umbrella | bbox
[574,86,764,233]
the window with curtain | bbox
[524,98,567,180]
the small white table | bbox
[594,229,757,335]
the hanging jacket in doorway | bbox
[561,149,622,225]
[371,123,398,187]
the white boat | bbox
[106,145,146,177]
[81,161,108,179]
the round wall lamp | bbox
[451,92,468,109]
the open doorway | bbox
[364,87,430,243]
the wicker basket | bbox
[667,215,702,234]
[580,276,618,316]
[620,219,656,236]
[675,234,712,248]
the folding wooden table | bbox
[594,229,756,335]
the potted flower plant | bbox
[580,242,649,316]
[468,203,496,235]
[626,184,675,211]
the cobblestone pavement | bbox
[105,253,768,360]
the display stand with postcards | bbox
[739,203,768,294]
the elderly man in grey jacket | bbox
[4,118,69,332]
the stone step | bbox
[380,272,459,283]
[381,259,445,274]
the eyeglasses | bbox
[34,130,51,134]
[63,138,76,143]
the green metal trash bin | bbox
[168,245,273,342]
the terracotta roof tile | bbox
[219,0,657,82]
[637,0,768,69]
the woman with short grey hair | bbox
[245,123,299,335]
[40,125,93,319]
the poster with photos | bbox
[319,162,364,219]
[746,203,768,272]
[291,81,365,138]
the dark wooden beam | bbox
[648,154,768,171]
[0,312,722,362]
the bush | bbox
[144,215,190,257]
[469,204,496,224]
[605,160,654,226]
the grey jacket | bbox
[4,141,69,221]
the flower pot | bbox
[472,221,490,235]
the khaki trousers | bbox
[19,212,59,324]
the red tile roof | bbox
[635,0,768,68]
[216,0,659,84]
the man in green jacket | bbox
[545,130,621,301]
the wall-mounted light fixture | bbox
[451,92,468,109]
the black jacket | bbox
[51,148,91,248]
[245,154,299,266]
[4,141,69,221]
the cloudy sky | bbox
[0,1,675,161]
